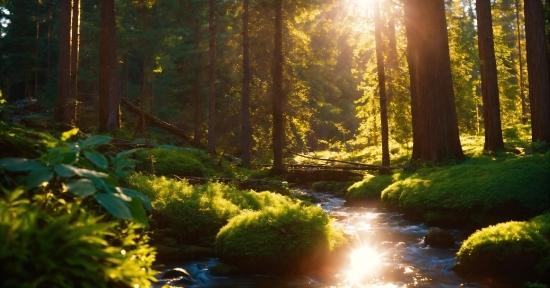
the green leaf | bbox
[0,158,47,172]
[66,179,97,197]
[128,197,149,228]
[115,148,141,160]
[117,187,153,212]
[61,128,79,142]
[83,151,108,170]
[27,168,53,188]
[54,164,77,178]
[51,151,78,165]
[81,136,112,148]
[74,167,109,179]
[94,193,132,219]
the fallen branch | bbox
[121,97,199,146]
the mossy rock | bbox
[424,227,455,248]
[210,263,239,276]
[215,204,347,275]
[453,214,550,284]
[135,147,214,177]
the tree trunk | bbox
[524,0,550,144]
[70,0,80,121]
[515,0,529,124]
[56,0,72,123]
[99,0,120,133]
[47,0,53,85]
[404,0,464,162]
[241,0,252,168]
[193,17,203,148]
[207,0,217,155]
[374,0,390,170]
[476,0,504,151]
[272,0,285,174]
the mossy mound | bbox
[453,214,550,284]
[135,146,231,178]
[125,174,299,245]
[345,174,393,206]
[381,154,550,228]
[0,123,59,158]
[215,203,347,275]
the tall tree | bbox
[374,0,390,169]
[99,0,120,132]
[207,0,217,155]
[524,0,550,144]
[241,0,251,168]
[56,0,72,123]
[70,0,80,121]
[272,0,285,174]
[404,0,464,162]
[515,0,529,124]
[476,0,504,151]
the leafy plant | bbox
[0,129,151,226]
[0,188,158,288]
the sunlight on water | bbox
[345,247,381,285]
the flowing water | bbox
[155,189,489,288]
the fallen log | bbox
[121,97,199,146]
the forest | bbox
[0,0,549,287]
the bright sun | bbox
[346,246,381,284]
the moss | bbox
[215,203,347,274]
[0,123,59,158]
[125,174,298,245]
[381,154,550,228]
[345,174,393,206]
[135,147,232,177]
[454,214,550,284]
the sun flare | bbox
[346,246,381,284]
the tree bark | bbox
[404,0,464,162]
[524,0,550,144]
[207,0,217,155]
[374,0,390,170]
[70,0,80,121]
[241,0,252,168]
[99,0,120,133]
[56,0,72,123]
[272,0,285,174]
[476,0,504,151]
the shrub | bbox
[215,203,347,274]
[380,154,550,227]
[345,174,393,205]
[125,174,298,245]
[0,188,157,288]
[453,213,550,284]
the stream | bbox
[154,188,489,288]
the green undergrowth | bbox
[346,174,395,205]
[125,174,299,245]
[0,122,60,158]
[454,213,550,285]
[134,146,233,178]
[0,190,157,288]
[215,203,347,274]
[381,153,550,228]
